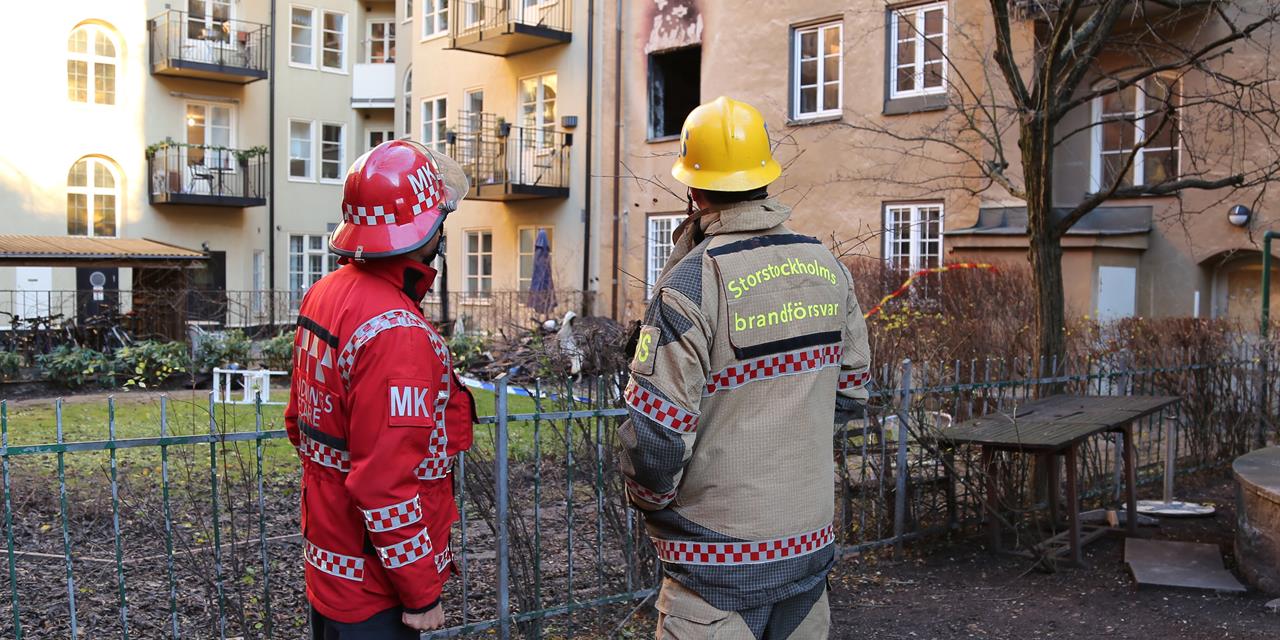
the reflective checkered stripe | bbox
[299,432,351,473]
[415,455,454,480]
[625,477,676,506]
[839,367,871,391]
[337,309,431,384]
[434,545,454,573]
[704,345,843,395]
[342,174,444,225]
[424,327,451,458]
[361,495,422,533]
[652,524,835,566]
[375,526,434,570]
[305,540,365,581]
[624,383,699,434]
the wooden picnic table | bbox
[937,394,1179,566]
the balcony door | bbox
[185,101,236,193]
[517,73,557,185]
[187,0,234,43]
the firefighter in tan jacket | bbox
[620,97,870,639]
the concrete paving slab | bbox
[1125,538,1247,593]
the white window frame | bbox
[646,214,683,297]
[518,72,557,149]
[319,122,346,183]
[184,100,238,172]
[465,229,494,298]
[186,0,236,44]
[403,68,413,137]
[883,203,944,271]
[1089,76,1182,192]
[404,0,414,23]
[67,24,119,105]
[517,226,554,292]
[368,128,395,151]
[791,21,842,120]
[289,5,317,68]
[288,118,315,181]
[67,157,121,238]
[288,233,338,309]
[320,9,347,73]
[422,0,448,40]
[889,2,948,99]
[366,19,395,63]
[421,95,448,153]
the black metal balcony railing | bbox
[148,9,270,83]
[450,0,571,56]
[451,111,571,201]
[148,145,268,207]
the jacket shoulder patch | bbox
[629,325,660,376]
[387,378,437,428]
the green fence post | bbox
[207,393,226,639]
[56,399,78,639]
[2,401,21,640]
[108,397,131,639]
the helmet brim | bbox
[671,158,782,192]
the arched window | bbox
[67,23,119,105]
[403,68,413,137]
[67,157,119,237]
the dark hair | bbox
[697,186,769,204]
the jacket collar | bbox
[355,255,438,302]
[672,198,792,245]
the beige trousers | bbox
[654,577,830,640]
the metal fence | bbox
[147,146,269,206]
[0,353,1270,638]
[451,112,572,196]
[148,9,271,75]
[451,0,572,39]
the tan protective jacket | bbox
[620,198,870,612]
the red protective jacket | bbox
[285,256,475,623]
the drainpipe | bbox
[609,0,622,320]
[268,0,278,325]
[1263,230,1279,338]
[1260,230,1278,450]
[581,0,595,313]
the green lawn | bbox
[0,385,607,479]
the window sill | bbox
[420,32,447,43]
[321,66,349,75]
[319,178,345,185]
[787,114,843,127]
[288,61,318,71]
[646,134,680,144]
[1083,189,1181,201]
[288,176,316,183]
[883,93,948,116]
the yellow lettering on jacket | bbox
[733,301,842,331]
[726,258,839,299]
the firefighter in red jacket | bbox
[285,139,476,638]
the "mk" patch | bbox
[388,379,435,427]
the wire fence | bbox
[0,348,1272,638]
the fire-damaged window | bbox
[648,46,701,139]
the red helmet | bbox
[330,140,470,260]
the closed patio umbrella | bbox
[528,229,556,314]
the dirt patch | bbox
[829,471,1280,639]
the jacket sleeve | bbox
[284,328,302,450]
[343,324,448,611]
[619,289,710,511]
[835,263,871,426]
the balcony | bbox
[449,0,571,57]
[147,143,268,208]
[148,10,269,84]
[352,63,396,108]
[451,112,571,201]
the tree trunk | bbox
[1021,120,1068,373]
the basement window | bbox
[648,46,701,140]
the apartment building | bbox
[0,0,397,327]
[608,1,1280,324]
[405,0,600,321]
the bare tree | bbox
[844,0,1280,363]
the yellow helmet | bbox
[671,96,782,192]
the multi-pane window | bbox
[185,101,235,170]
[646,215,683,296]
[289,119,314,179]
[422,96,448,153]
[518,227,554,291]
[67,24,118,105]
[405,0,414,21]
[67,157,118,238]
[884,203,943,271]
[320,123,346,181]
[290,6,315,66]
[465,230,494,297]
[187,0,233,41]
[367,20,395,63]
[889,2,946,99]
[368,129,394,151]
[403,69,413,137]
[289,234,338,308]
[321,11,346,71]
[792,22,842,119]
[422,0,448,39]
[520,73,557,147]
[1092,76,1181,190]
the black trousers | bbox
[310,605,419,640]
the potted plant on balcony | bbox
[446,128,458,146]
[495,117,512,138]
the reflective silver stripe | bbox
[337,309,431,384]
[375,526,434,570]
[415,455,454,480]
[361,495,423,533]
[839,366,871,390]
[625,382,699,433]
[305,539,365,581]
[625,477,676,506]
[652,524,835,566]
[299,432,350,472]
[705,345,843,395]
